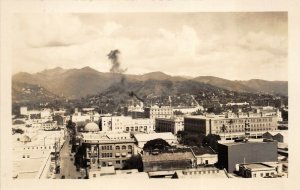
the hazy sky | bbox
[12,12,287,81]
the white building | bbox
[238,162,283,178]
[100,116,155,133]
[173,105,204,115]
[191,147,218,166]
[12,130,64,179]
[144,106,173,120]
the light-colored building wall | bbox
[81,132,135,169]
[184,114,278,139]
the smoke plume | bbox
[107,49,127,74]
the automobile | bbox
[77,177,81,179]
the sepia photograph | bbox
[9,12,289,180]
[2,1,300,190]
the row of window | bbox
[217,123,272,129]
[216,128,273,133]
[100,152,132,158]
[215,118,273,124]
[23,146,55,150]
[125,126,148,132]
[252,172,275,177]
[182,170,219,175]
[100,145,133,150]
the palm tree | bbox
[221,124,227,140]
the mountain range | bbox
[12,67,288,101]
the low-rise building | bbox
[238,162,283,178]
[191,147,218,166]
[172,105,204,115]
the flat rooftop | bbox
[142,151,194,162]
[241,163,274,170]
[219,139,276,146]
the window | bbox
[116,146,120,150]
[266,173,269,176]
[93,174,96,178]
[260,173,263,177]
[122,145,126,150]
[253,174,256,178]
[128,145,132,149]
[27,155,30,158]
[23,155,25,158]
[116,160,120,164]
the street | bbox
[57,134,83,179]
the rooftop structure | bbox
[142,148,195,172]
[133,132,177,148]
[173,167,228,179]
[84,122,100,132]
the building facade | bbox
[100,116,155,133]
[238,162,283,178]
[217,139,278,173]
[184,114,278,140]
[155,117,184,134]
[144,106,173,120]
[80,132,135,170]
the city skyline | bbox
[12,12,287,81]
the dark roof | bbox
[191,147,216,156]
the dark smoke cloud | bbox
[129,91,144,102]
[107,49,127,74]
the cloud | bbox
[12,13,287,81]
[103,22,122,36]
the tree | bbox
[143,138,171,151]
[202,134,221,152]
[74,145,87,168]
[123,155,143,172]
[173,110,184,115]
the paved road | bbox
[57,134,83,179]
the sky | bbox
[12,12,288,81]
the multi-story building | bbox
[100,116,154,133]
[80,131,135,170]
[217,139,278,173]
[155,117,184,135]
[144,106,173,120]
[184,114,278,140]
